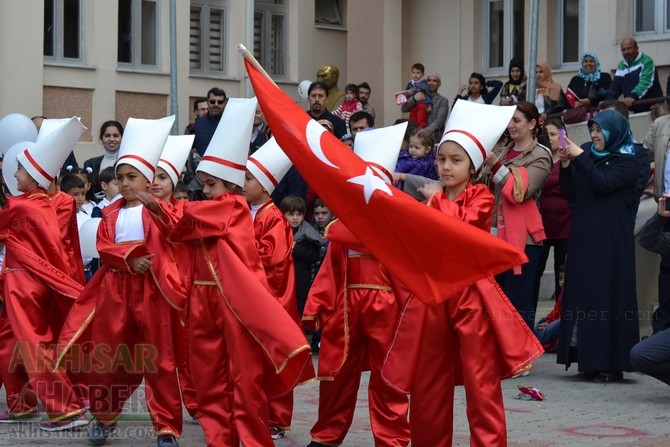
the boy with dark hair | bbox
[403,62,433,128]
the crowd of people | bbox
[0,35,669,447]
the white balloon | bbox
[0,114,38,154]
[298,80,312,100]
[2,141,36,196]
[79,217,102,258]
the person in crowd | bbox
[401,73,449,143]
[557,110,640,383]
[395,128,438,183]
[60,174,94,282]
[84,120,123,200]
[500,58,527,105]
[357,82,376,120]
[306,81,347,139]
[281,196,323,318]
[173,181,189,201]
[533,118,572,305]
[184,97,208,135]
[455,72,503,104]
[249,104,271,155]
[631,195,670,385]
[340,133,354,149]
[332,83,363,132]
[564,52,612,123]
[478,101,552,330]
[606,37,664,113]
[383,101,542,447]
[402,63,433,128]
[535,61,568,121]
[193,87,227,156]
[534,264,565,352]
[642,100,670,333]
[348,111,375,141]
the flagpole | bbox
[236,44,278,87]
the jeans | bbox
[630,329,670,386]
[534,318,560,346]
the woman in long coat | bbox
[557,110,639,382]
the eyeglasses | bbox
[196,108,208,112]
[209,99,225,105]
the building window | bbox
[634,0,670,38]
[254,1,287,77]
[315,0,345,28]
[44,0,82,61]
[190,1,226,75]
[559,0,582,64]
[118,0,158,67]
[485,0,524,70]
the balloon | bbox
[2,141,36,196]
[79,217,102,258]
[298,80,312,100]
[0,113,38,154]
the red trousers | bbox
[87,270,182,437]
[409,102,429,128]
[0,270,85,420]
[188,282,274,447]
[410,290,507,447]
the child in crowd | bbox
[303,124,411,447]
[60,173,94,282]
[340,133,354,149]
[64,166,97,215]
[138,99,312,447]
[403,63,432,128]
[383,101,543,446]
[395,128,439,182]
[244,137,312,440]
[0,117,89,431]
[308,198,334,354]
[280,195,323,317]
[95,166,121,211]
[455,73,503,104]
[534,264,565,352]
[332,83,363,132]
[173,181,189,201]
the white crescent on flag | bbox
[306,119,339,169]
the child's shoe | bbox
[39,412,89,432]
[0,410,42,423]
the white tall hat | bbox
[15,116,86,189]
[158,134,195,187]
[115,116,175,182]
[439,99,516,171]
[246,137,292,195]
[353,122,408,184]
[36,117,81,143]
[197,97,258,187]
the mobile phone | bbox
[558,128,568,148]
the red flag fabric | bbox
[244,59,527,304]
[565,87,580,108]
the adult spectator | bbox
[642,100,670,333]
[500,58,527,105]
[455,72,503,105]
[564,52,612,124]
[316,64,345,111]
[357,82,376,120]
[401,73,449,143]
[249,104,271,155]
[631,195,670,385]
[535,61,568,121]
[557,110,640,382]
[478,101,552,330]
[83,120,123,199]
[306,81,347,139]
[184,97,208,135]
[193,87,227,156]
[348,111,375,141]
[606,37,663,113]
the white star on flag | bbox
[347,167,393,204]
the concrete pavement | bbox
[2,299,670,446]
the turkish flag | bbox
[565,87,579,108]
[244,59,527,304]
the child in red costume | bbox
[383,100,544,446]
[0,118,89,430]
[302,124,411,447]
[140,99,313,447]
[245,137,313,439]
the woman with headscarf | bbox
[500,58,527,105]
[556,110,640,383]
[564,52,613,123]
[535,61,568,120]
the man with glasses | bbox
[184,97,208,135]
[193,87,228,156]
